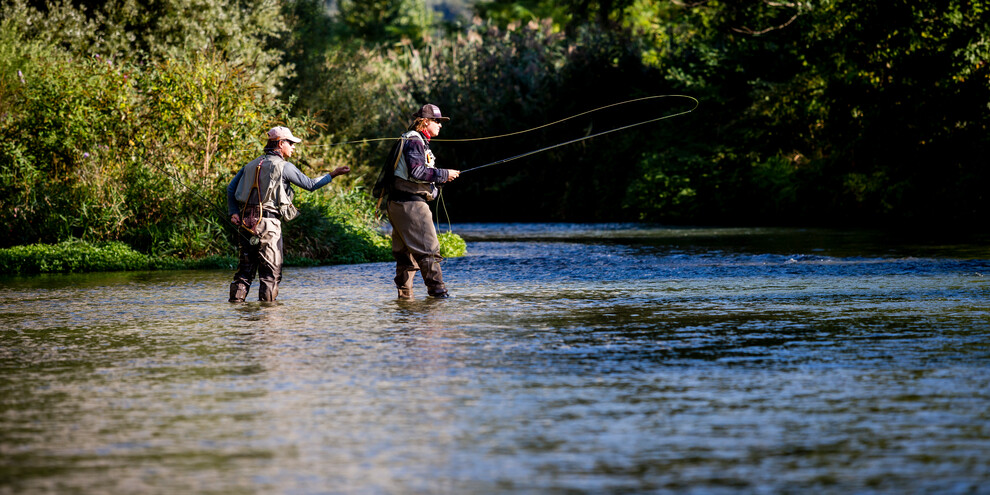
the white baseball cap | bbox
[267,126,302,143]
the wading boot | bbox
[418,255,448,298]
[229,282,248,303]
[393,252,419,294]
[259,280,278,302]
[397,287,414,299]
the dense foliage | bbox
[1,0,987,275]
[428,0,990,226]
[0,0,400,267]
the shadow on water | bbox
[1,224,989,494]
[453,222,990,259]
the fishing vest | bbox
[393,131,436,184]
[234,154,297,217]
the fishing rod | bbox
[151,94,697,234]
[226,94,698,154]
[459,94,698,174]
[427,94,696,236]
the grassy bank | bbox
[0,230,466,276]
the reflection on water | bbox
[1,224,988,494]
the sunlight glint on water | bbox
[1,224,988,493]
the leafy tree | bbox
[3,0,292,93]
[357,14,672,221]
[612,0,990,225]
[5,0,988,239]
[336,0,434,45]
[474,0,639,30]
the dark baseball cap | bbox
[412,103,449,122]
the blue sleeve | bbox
[227,168,244,216]
[281,162,333,191]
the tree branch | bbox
[732,12,801,36]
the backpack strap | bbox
[376,138,406,212]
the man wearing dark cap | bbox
[387,104,460,299]
[226,126,350,302]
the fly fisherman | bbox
[226,126,350,302]
[384,104,460,299]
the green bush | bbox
[0,11,315,257]
[281,186,393,265]
[0,240,181,274]
[438,231,467,258]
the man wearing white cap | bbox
[226,126,350,302]
[386,104,460,298]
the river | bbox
[1,224,988,494]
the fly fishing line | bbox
[232,94,698,156]
[458,94,698,174]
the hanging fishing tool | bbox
[237,159,264,245]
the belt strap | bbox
[389,190,428,202]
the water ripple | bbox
[1,225,988,494]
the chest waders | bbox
[237,157,298,244]
[385,132,448,299]
[230,158,285,303]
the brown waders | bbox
[229,217,283,302]
[387,200,447,298]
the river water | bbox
[1,224,988,494]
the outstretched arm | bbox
[282,162,349,191]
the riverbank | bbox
[0,232,466,276]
